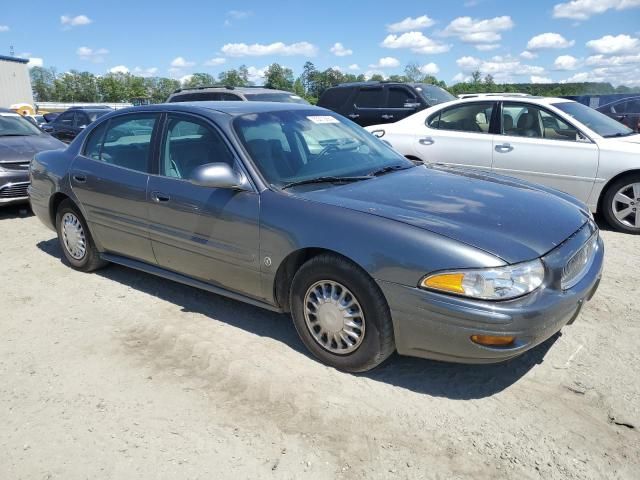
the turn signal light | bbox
[422,273,465,294]
[470,335,515,347]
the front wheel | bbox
[602,174,640,234]
[290,254,395,372]
[55,199,107,271]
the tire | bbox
[290,253,395,372]
[602,174,640,234]
[55,199,107,272]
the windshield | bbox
[234,109,412,188]
[553,101,634,138]
[0,114,42,136]
[246,93,309,104]
[415,84,456,105]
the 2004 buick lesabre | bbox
[29,102,603,372]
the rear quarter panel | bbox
[30,149,76,231]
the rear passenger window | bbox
[387,87,416,108]
[428,103,494,134]
[354,88,384,108]
[318,87,353,109]
[83,121,108,160]
[91,114,157,172]
[161,116,234,179]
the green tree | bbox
[369,73,385,82]
[29,66,56,101]
[471,70,482,85]
[264,63,294,91]
[404,62,422,83]
[183,73,216,88]
[218,65,249,86]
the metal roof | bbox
[114,101,321,117]
[0,55,29,64]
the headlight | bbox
[420,259,545,300]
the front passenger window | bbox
[93,114,157,172]
[161,116,234,179]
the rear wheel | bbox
[55,200,107,271]
[602,174,640,234]
[290,253,395,372]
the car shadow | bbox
[0,204,33,220]
[36,237,559,400]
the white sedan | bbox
[365,95,640,233]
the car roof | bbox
[448,95,574,106]
[112,101,323,117]
[327,81,426,89]
[170,86,291,96]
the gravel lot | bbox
[1,204,638,479]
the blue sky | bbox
[2,0,640,86]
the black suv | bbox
[41,106,112,143]
[317,82,456,127]
[167,85,309,104]
[597,96,640,132]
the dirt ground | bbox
[1,204,638,480]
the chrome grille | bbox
[0,182,30,199]
[561,232,599,290]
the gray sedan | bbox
[29,102,603,372]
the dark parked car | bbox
[317,81,456,127]
[167,85,309,104]
[41,106,112,143]
[30,102,603,372]
[597,96,640,132]
[0,110,65,206]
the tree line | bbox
[29,62,638,105]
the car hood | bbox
[610,134,640,144]
[294,166,589,263]
[0,134,65,163]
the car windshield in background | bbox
[246,93,309,104]
[415,84,456,105]
[0,114,43,136]
[88,110,111,122]
[553,101,634,138]
[234,109,413,188]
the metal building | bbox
[0,55,34,108]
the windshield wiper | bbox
[281,175,371,190]
[367,164,414,177]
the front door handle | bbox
[495,143,514,153]
[381,114,395,120]
[419,137,434,146]
[72,174,87,183]
[151,191,171,203]
[348,113,360,119]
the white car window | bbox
[502,103,578,141]
[428,102,494,134]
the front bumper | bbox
[379,221,604,364]
[0,169,30,205]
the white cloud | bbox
[0,25,9,32]
[386,15,435,33]
[227,10,252,19]
[554,54,580,70]
[330,42,353,57]
[452,72,471,83]
[369,57,401,69]
[61,15,92,27]
[27,57,43,68]
[381,31,450,54]
[331,65,342,72]
[553,0,640,20]
[203,57,226,66]
[132,66,159,77]
[247,66,268,83]
[531,75,553,83]
[348,63,360,70]
[476,43,500,51]
[420,62,440,75]
[364,70,388,80]
[77,46,109,63]
[520,50,538,59]
[170,56,196,68]
[442,16,514,44]
[586,34,640,54]
[221,41,317,57]
[109,65,129,74]
[179,74,194,84]
[456,54,545,82]
[527,33,575,50]
[586,53,640,66]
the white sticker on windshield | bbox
[307,115,339,124]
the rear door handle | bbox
[348,113,360,119]
[72,174,87,183]
[419,137,434,146]
[381,114,394,120]
[151,191,171,203]
[495,143,514,153]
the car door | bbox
[491,102,599,203]
[146,113,262,299]
[70,113,160,264]
[383,85,421,123]
[351,86,387,126]
[414,101,496,170]
[52,111,76,142]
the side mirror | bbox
[189,163,249,190]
